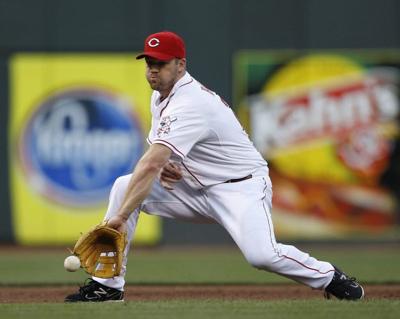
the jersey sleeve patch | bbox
[154,109,206,157]
[157,116,177,138]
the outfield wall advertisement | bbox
[235,51,400,239]
[9,54,160,245]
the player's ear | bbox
[177,58,186,71]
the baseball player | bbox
[65,31,364,302]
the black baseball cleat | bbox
[65,279,124,302]
[324,266,364,301]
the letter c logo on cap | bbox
[148,38,160,47]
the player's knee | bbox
[114,175,131,188]
[112,175,131,194]
[245,250,281,271]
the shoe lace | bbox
[326,274,359,296]
[79,279,98,295]
[336,275,358,287]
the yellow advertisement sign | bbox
[9,54,160,245]
[235,50,400,239]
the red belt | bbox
[224,174,252,183]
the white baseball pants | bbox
[94,172,334,291]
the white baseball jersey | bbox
[147,72,270,189]
[95,71,335,292]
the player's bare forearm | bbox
[116,144,172,221]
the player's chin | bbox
[148,79,160,89]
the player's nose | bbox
[148,66,160,73]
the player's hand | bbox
[106,215,128,233]
[160,162,182,190]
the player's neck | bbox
[159,72,186,102]
[159,90,170,102]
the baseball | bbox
[64,255,81,272]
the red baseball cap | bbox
[136,31,186,61]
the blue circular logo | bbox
[20,88,144,207]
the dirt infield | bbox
[0,284,399,303]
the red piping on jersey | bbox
[181,162,205,187]
[281,254,335,275]
[177,78,194,89]
[159,78,194,117]
[262,200,335,275]
[159,94,174,117]
[152,138,185,159]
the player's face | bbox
[145,57,186,98]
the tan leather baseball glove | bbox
[73,221,127,278]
